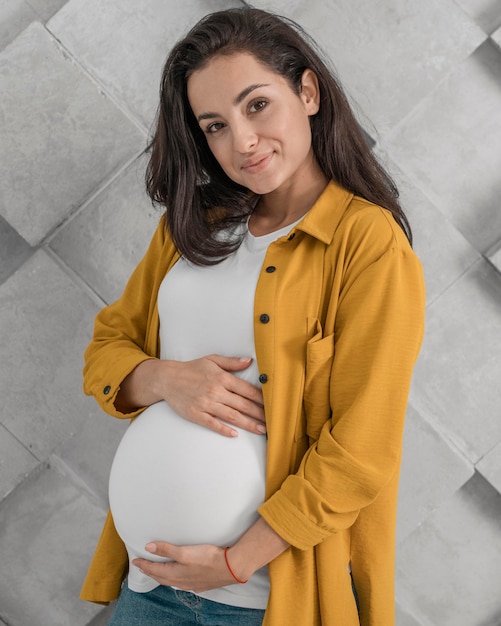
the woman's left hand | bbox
[132,542,237,593]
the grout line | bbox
[41,145,148,248]
[0,422,40,464]
[49,453,108,512]
[0,460,47,508]
[484,254,501,277]
[406,395,477,468]
[43,246,108,308]
[423,256,482,309]
[42,23,151,136]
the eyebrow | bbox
[196,83,270,121]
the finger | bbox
[225,375,264,406]
[226,392,266,423]
[191,410,265,438]
[207,355,253,372]
[145,541,180,559]
[218,407,267,434]
[212,397,266,434]
[187,411,240,438]
[132,558,174,583]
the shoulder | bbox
[333,195,414,264]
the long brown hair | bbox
[146,7,411,265]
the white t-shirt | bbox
[108,218,301,609]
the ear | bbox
[300,68,321,116]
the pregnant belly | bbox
[109,401,267,562]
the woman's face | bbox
[187,52,321,197]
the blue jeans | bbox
[107,583,265,625]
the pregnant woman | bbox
[80,8,425,626]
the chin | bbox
[244,178,283,196]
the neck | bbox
[249,166,329,237]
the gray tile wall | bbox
[0,1,500,624]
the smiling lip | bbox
[241,153,273,173]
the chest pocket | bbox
[303,318,335,441]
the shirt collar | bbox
[294,180,354,245]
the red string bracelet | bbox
[224,547,248,584]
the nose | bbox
[232,120,258,153]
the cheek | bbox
[277,108,312,150]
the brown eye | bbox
[249,99,268,113]
[206,122,225,134]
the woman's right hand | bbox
[115,355,266,437]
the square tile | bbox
[489,241,501,272]
[250,0,485,133]
[396,473,501,626]
[396,603,424,626]
[410,259,501,463]
[0,214,33,285]
[493,23,501,48]
[0,22,145,246]
[375,149,480,304]
[0,424,38,500]
[455,0,501,34]
[476,440,501,492]
[0,462,104,626]
[55,408,128,509]
[50,155,160,304]
[0,250,101,460]
[25,0,69,21]
[48,0,243,128]
[384,40,501,254]
[0,0,37,50]
[85,604,116,626]
[397,405,473,543]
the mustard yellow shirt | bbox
[81,181,425,625]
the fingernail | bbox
[239,357,252,362]
[257,424,266,434]
[145,543,157,553]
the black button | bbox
[259,373,268,384]
[260,314,270,324]
[288,232,296,241]
[265,266,276,273]
[103,385,111,395]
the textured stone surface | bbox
[26,0,69,21]
[375,150,480,304]
[395,603,424,626]
[490,241,501,272]
[493,23,501,48]
[0,22,145,246]
[0,251,100,460]
[48,0,244,128]
[50,155,160,304]
[384,40,501,254]
[0,215,33,285]
[410,259,501,463]
[249,0,485,133]
[396,473,501,626]
[397,405,473,543]
[0,424,38,500]
[477,441,501,492]
[455,0,501,34]
[55,409,128,509]
[0,0,38,50]
[0,462,104,626]
[85,604,116,626]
